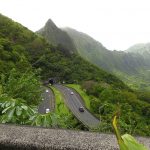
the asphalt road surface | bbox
[54,84,100,128]
[38,87,55,114]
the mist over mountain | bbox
[36,19,150,90]
[127,43,150,53]
[63,28,148,74]
[126,43,150,63]
[37,19,76,54]
[63,28,150,90]
[0,13,127,89]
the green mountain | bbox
[37,19,76,54]
[126,43,150,63]
[0,14,150,136]
[36,19,150,90]
[63,28,150,90]
[0,13,128,89]
[64,28,149,73]
[127,43,150,54]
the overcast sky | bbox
[0,0,150,50]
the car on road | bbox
[70,91,74,95]
[46,89,49,93]
[46,108,50,113]
[79,107,84,112]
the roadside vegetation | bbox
[50,85,88,130]
[66,83,150,136]
[80,81,150,136]
[50,86,69,114]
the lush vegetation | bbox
[79,81,150,136]
[50,86,70,114]
[37,19,76,54]
[113,115,148,150]
[115,70,150,91]
[0,13,126,128]
[66,83,150,136]
[64,28,150,91]
[0,13,150,138]
[50,86,87,130]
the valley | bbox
[0,13,150,140]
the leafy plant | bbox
[112,115,148,150]
[28,112,74,128]
[0,69,41,105]
[0,94,35,124]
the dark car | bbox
[79,107,84,112]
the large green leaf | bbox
[16,106,22,116]
[112,115,148,150]
[2,106,11,114]
[7,107,15,120]
[122,134,148,150]
[21,105,28,110]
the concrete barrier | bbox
[0,124,149,150]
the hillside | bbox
[127,43,150,54]
[126,43,150,63]
[63,28,150,90]
[68,84,150,136]
[0,14,150,136]
[0,13,129,89]
[64,28,149,73]
[37,19,76,54]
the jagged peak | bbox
[45,18,57,28]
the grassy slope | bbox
[50,86,70,115]
[67,84,91,110]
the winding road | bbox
[54,84,100,128]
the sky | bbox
[0,0,150,50]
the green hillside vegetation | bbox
[49,86,83,129]
[69,82,150,136]
[0,14,149,136]
[63,28,148,74]
[127,43,150,61]
[0,13,127,89]
[50,86,70,114]
[63,28,150,90]
[0,14,128,123]
[37,19,76,54]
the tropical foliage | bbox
[0,13,150,139]
[81,81,150,136]
[113,115,148,150]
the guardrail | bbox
[0,124,149,150]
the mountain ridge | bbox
[0,13,128,90]
[63,27,148,73]
[37,19,76,54]
[36,18,150,90]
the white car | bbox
[46,89,49,93]
[46,108,50,113]
[70,91,74,95]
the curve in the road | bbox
[54,84,100,129]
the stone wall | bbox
[0,124,149,150]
